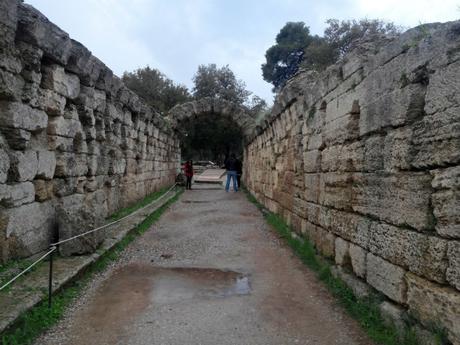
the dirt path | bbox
[35,185,373,345]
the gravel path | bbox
[35,184,373,345]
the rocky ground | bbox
[34,184,372,345]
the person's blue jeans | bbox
[225,170,238,192]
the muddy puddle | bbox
[65,263,250,344]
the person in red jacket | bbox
[183,160,194,190]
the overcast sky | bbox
[26,0,459,104]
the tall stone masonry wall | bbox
[244,22,460,343]
[0,1,180,261]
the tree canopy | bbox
[262,19,401,91]
[192,64,251,106]
[122,66,191,113]
[262,22,313,91]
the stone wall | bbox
[0,1,180,261]
[244,22,460,343]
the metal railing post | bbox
[48,247,54,309]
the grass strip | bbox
[242,188,441,345]
[1,188,183,345]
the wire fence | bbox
[0,183,178,305]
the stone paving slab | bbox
[194,169,226,183]
[0,189,179,334]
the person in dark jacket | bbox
[236,157,242,188]
[224,154,238,192]
[183,160,193,190]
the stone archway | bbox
[167,97,258,142]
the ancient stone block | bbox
[406,273,460,345]
[0,182,35,207]
[303,173,320,203]
[38,89,66,116]
[335,237,350,266]
[56,194,104,256]
[383,127,412,171]
[367,253,407,303]
[410,108,460,168]
[17,4,72,65]
[369,222,448,283]
[0,101,47,132]
[54,152,88,177]
[0,148,9,183]
[379,301,407,333]
[321,208,371,249]
[360,84,426,136]
[303,150,321,172]
[3,201,55,256]
[425,60,460,115]
[432,189,460,239]
[315,227,335,258]
[331,266,371,299]
[319,172,353,211]
[0,68,24,101]
[349,243,367,279]
[2,128,31,150]
[8,150,38,181]
[36,150,56,180]
[41,64,80,99]
[321,142,363,172]
[33,179,53,202]
[323,113,360,146]
[447,241,460,291]
[352,172,433,231]
[47,115,83,138]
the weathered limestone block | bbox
[335,237,350,266]
[319,172,353,211]
[33,179,53,201]
[406,273,460,345]
[425,60,460,115]
[410,108,460,168]
[432,189,460,239]
[0,148,9,183]
[379,301,407,333]
[331,265,371,299]
[367,253,407,303]
[369,222,448,283]
[8,150,38,181]
[2,128,31,150]
[360,84,426,136]
[0,182,34,207]
[54,152,88,177]
[351,172,433,230]
[47,115,83,138]
[41,64,80,99]
[0,68,24,101]
[17,4,72,65]
[349,243,367,279]
[3,201,55,256]
[57,194,104,256]
[323,113,360,146]
[303,173,320,203]
[314,227,335,258]
[447,241,460,291]
[383,127,412,171]
[320,142,363,172]
[36,150,56,179]
[37,89,66,116]
[0,101,47,132]
[319,208,371,249]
